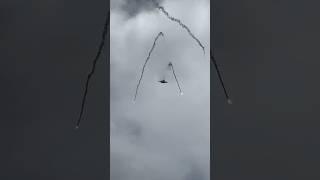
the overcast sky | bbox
[110,0,210,179]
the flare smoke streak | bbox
[134,32,164,101]
[169,62,183,95]
[152,0,205,54]
[210,49,232,104]
[76,12,110,129]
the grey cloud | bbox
[184,162,207,180]
[111,0,164,17]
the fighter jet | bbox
[158,79,168,83]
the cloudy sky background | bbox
[110,0,210,179]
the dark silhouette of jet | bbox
[158,80,168,83]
